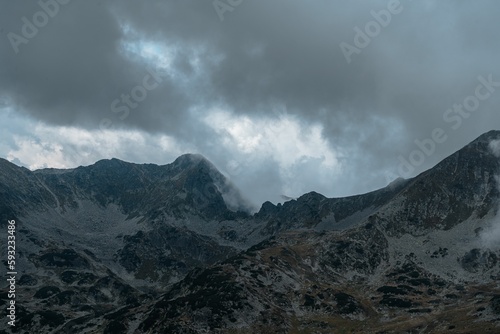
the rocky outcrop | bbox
[1,131,500,333]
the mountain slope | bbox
[134,130,500,333]
[1,131,500,333]
[0,154,254,333]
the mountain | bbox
[1,131,500,333]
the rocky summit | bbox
[1,131,500,333]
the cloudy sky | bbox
[1,0,499,208]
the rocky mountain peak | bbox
[472,129,500,145]
[2,132,500,333]
[172,153,209,167]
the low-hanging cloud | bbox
[481,141,500,250]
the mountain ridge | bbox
[1,130,500,333]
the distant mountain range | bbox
[1,131,500,333]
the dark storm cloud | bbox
[0,1,194,136]
[1,0,500,200]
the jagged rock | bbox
[1,131,500,333]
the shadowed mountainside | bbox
[1,131,500,333]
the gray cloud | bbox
[1,0,500,205]
[481,141,500,249]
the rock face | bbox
[1,131,500,333]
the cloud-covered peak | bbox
[2,1,500,205]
